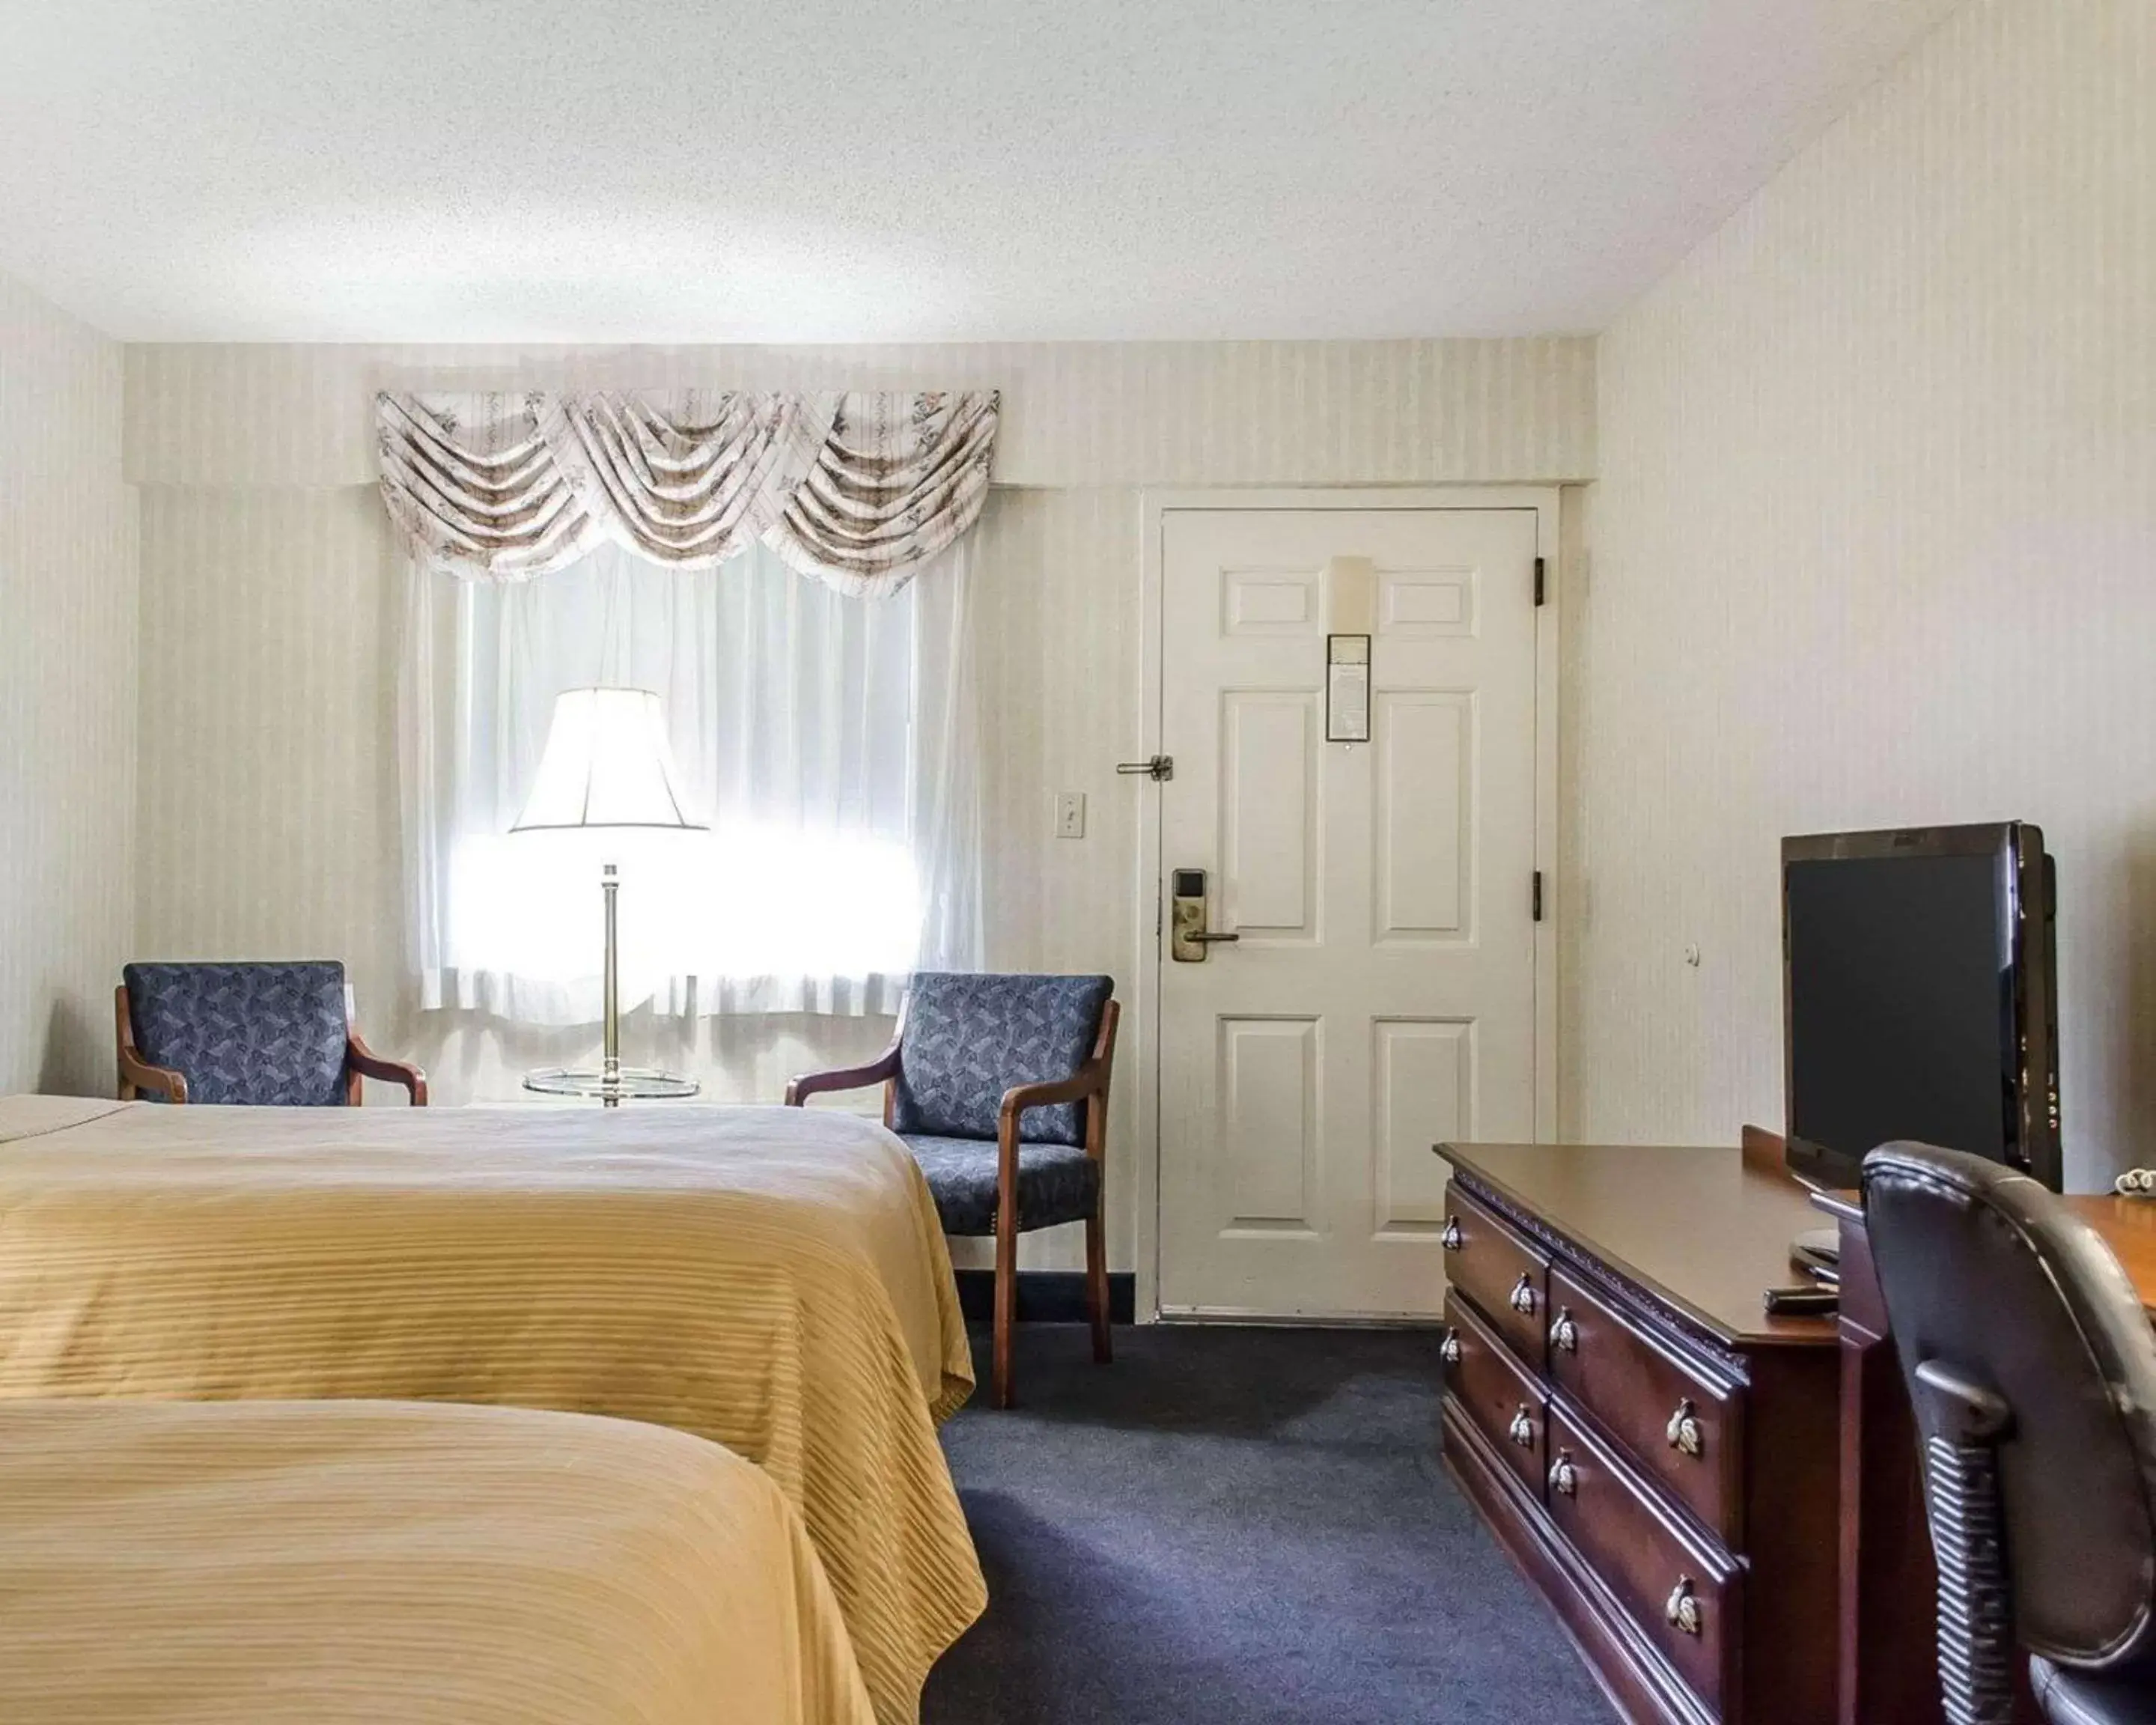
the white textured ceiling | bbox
[0,0,1961,343]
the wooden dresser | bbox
[1438,1143,1841,1725]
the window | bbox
[403,537,980,1023]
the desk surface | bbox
[1441,1141,1839,1349]
[1815,1183,2156,1314]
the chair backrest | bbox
[1863,1142,2156,1691]
[891,972,1112,1145]
[123,961,352,1107]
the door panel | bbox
[1374,1017,1473,1236]
[1374,690,1474,942]
[1219,1017,1321,1233]
[1157,506,1540,1318]
[1220,691,1317,938]
[1378,565,1478,636]
[1222,567,1321,636]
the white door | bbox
[1155,505,1544,1318]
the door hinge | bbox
[1117,755,1174,782]
[1532,871,1545,922]
[1533,556,1547,607]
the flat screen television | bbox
[1782,823,2060,1191]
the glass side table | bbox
[521,1067,701,1108]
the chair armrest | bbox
[993,1001,1122,1230]
[347,1030,428,1105]
[997,1061,1112,1135]
[997,1000,1121,1144]
[114,982,187,1103]
[785,1042,901,1107]
[118,1044,189,1104]
[994,1058,1115,1223]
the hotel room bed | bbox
[0,1396,874,1725]
[0,1095,984,1725]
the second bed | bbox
[0,1396,874,1725]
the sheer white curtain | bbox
[401,538,981,1023]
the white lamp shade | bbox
[511,687,707,832]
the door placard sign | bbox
[1326,633,1371,743]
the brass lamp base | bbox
[520,860,697,1107]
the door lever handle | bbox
[1169,869,1233,961]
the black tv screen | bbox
[1782,824,2059,1190]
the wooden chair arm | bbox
[115,982,187,1103]
[996,1001,1121,1216]
[997,1062,1112,1133]
[999,1002,1120,1140]
[785,1042,901,1107]
[118,1044,188,1104]
[347,1029,427,1105]
[995,1053,1117,1225]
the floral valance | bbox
[375,389,998,597]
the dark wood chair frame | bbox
[786,995,1120,1410]
[115,984,429,1107]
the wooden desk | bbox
[2056,1191,2156,1300]
[1813,1170,2156,1725]
[1439,1143,1841,1725]
[1440,1138,2156,1725]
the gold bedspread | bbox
[0,1096,984,1724]
[0,1396,875,1725]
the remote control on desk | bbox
[1763,1284,1839,1316]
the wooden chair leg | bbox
[1086,1210,1112,1364]
[993,1208,1018,1410]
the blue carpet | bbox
[925,1323,1617,1725]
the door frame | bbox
[1130,486,1562,1322]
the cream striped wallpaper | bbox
[122,338,1596,489]
[0,270,136,1096]
[125,337,1594,1269]
[1579,0,2156,1187]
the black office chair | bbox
[1863,1143,2156,1725]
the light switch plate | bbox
[1054,791,1086,839]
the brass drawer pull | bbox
[1664,1576,1703,1637]
[1440,1327,1462,1366]
[1507,1405,1535,1448]
[1508,1274,1538,1316]
[1548,1452,1577,1497]
[1666,1398,1705,1458]
[1549,1308,1579,1353]
[1440,1216,1463,1251]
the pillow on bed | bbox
[892,973,1112,1147]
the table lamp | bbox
[511,687,707,1106]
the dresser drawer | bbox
[1443,1290,1546,1498]
[1545,1405,1740,1715]
[1544,1265,1744,1544]
[1441,1182,1550,1372]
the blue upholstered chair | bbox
[786,972,1119,1408]
[115,961,427,1107]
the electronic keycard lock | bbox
[1170,868,1240,962]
